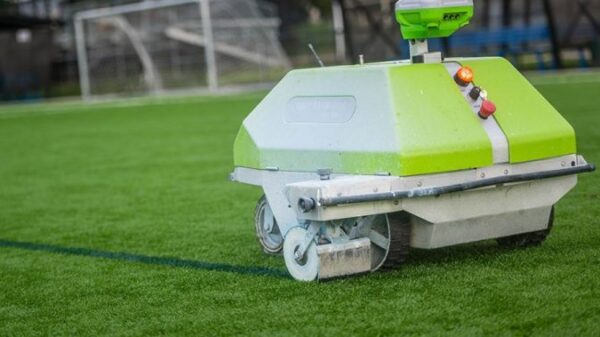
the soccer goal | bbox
[74,0,290,99]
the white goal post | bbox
[74,0,290,99]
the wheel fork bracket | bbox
[294,224,320,263]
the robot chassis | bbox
[230,0,595,281]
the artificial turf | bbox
[0,76,599,336]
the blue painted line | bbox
[0,239,290,279]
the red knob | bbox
[479,100,496,119]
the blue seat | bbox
[450,26,552,70]
[399,25,558,70]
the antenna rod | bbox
[308,43,325,67]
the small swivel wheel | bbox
[283,227,319,281]
[497,206,554,248]
[254,195,283,254]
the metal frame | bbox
[282,155,590,220]
[319,163,594,207]
[74,0,218,99]
[198,0,218,92]
[232,154,592,249]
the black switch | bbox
[469,86,482,100]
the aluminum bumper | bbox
[232,154,594,249]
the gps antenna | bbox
[308,43,325,67]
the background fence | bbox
[75,0,290,98]
[0,0,599,100]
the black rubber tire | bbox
[381,212,412,270]
[496,206,555,248]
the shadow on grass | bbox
[0,239,290,279]
[405,241,531,267]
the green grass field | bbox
[1,76,599,336]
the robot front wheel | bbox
[281,212,412,281]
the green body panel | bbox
[234,62,493,176]
[233,127,260,169]
[463,58,576,163]
[235,127,401,174]
[395,6,473,40]
[233,57,577,177]
[232,65,408,175]
[388,64,493,175]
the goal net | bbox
[74,0,290,98]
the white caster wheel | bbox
[283,227,319,281]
